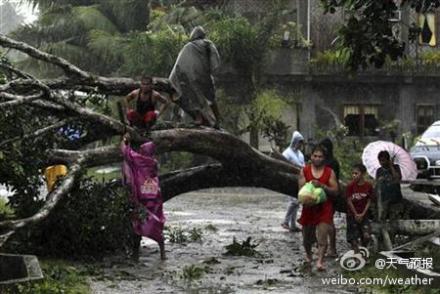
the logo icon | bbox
[339,247,369,271]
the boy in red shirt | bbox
[346,163,374,253]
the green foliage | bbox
[13,0,150,76]
[247,90,291,150]
[4,177,136,259]
[0,198,14,221]
[209,16,260,78]
[223,237,262,257]
[321,0,406,70]
[309,48,351,73]
[165,225,204,243]
[165,225,188,243]
[160,152,194,174]
[0,259,91,294]
[180,264,206,281]
[120,26,187,76]
[421,51,440,65]
[188,227,203,242]
[204,223,218,232]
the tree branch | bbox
[0,118,73,148]
[0,157,85,245]
[49,128,297,175]
[0,34,91,80]
[0,92,43,109]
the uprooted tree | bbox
[0,34,440,253]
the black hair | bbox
[319,137,334,159]
[378,150,390,160]
[141,75,153,84]
[311,144,327,158]
[352,163,367,174]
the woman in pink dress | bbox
[121,134,166,260]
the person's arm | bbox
[360,199,371,220]
[298,168,306,189]
[389,163,402,182]
[347,197,359,216]
[154,91,170,118]
[123,91,136,123]
[316,170,339,197]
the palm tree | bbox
[12,0,150,77]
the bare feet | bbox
[325,251,338,258]
[316,261,326,271]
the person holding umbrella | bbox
[375,150,403,220]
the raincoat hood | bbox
[290,131,304,149]
[320,137,334,158]
[140,141,156,157]
[190,26,206,41]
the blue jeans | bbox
[283,196,299,228]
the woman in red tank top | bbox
[298,164,334,226]
[297,145,339,271]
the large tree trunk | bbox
[1,33,439,248]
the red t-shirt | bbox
[345,181,374,216]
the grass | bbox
[204,224,219,233]
[0,259,91,294]
[165,225,188,244]
[165,225,204,244]
[223,237,262,257]
[180,265,207,281]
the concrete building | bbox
[214,0,440,150]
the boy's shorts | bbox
[346,215,370,243]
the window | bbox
[417,105,435,134]
[343,105,379,137]
[418,12,436,46]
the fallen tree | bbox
[1,34,439,249]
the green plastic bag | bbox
[298,182,316,206]
[298,182,327,206]
[312,187,327,204]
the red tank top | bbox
[298,164,334,226]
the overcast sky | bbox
[2,0,38,24]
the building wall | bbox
[218,74,440,147]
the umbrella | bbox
[362,140,417,181]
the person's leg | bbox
[131,234,141,260]
[360,219,371,247]
[127,110,142,127]
[327,223,337,257]
[346,215,361,253]
[143,111,157,129]
[282,197,299,231]
[302,225,315,263]
[158,239,166,260]
[350,240,360,253]
[316,222,332,270]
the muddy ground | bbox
[88,188,362,294]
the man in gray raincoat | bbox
[169,26,221,127]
